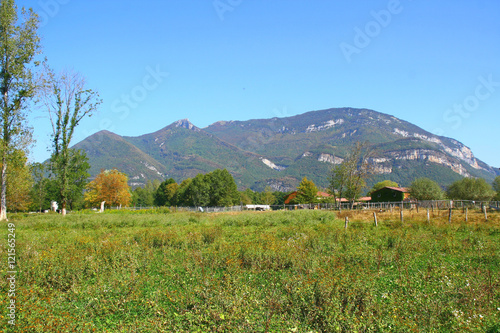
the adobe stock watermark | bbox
[6,222,17,326]
[435,74,499,134]
[36,0,70,27]
[213,0,243,21]
[81,65,169,137]
[340,0,409,63]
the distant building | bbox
[371,187,410,202]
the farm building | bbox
[370,187,410,202]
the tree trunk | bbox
[0,154,7,221]
[61,201,67,216]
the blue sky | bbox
[25,0,500,167]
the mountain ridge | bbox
[72,107,499,190]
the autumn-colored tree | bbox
[0,148,32,211]
[84,169,131,208]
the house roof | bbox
[379,187,409,193]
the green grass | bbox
[1,210,500,332]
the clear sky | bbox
[25,0,500,167]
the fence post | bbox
[374,212,378,227]
[345,216,349,230]
[448,208,452,224]
[465,207,468,222]
[400,210,404,223]
[427,209,430,224]
[483,206,488,221]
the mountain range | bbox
[74,107,499,192]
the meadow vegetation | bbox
[1,209,500,332]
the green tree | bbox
[207,169,239,206]
[132,187,153,207]
[0,0,40,220]
[447,177,495,201]
[131,180,161,207]
[185,173,210,207]
[294,177,318,204]
[493,176,500,201]
[176,170,239,207]
[154,178,176,206]
[260,186,276,205]
[329,142,373,208]
[273,191,290,205]
[174,178,192,207]
[41,68,101,215]
[239,188,255,205]
[154,178,178,206]
[409,177,444,201]
[29,162,47,212]
[45,149,90,211]
[368,180,399,196]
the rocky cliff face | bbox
[370,149,471,177]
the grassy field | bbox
[1,209,500,332]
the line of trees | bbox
[129,172,294,209]
[131,169,288,208]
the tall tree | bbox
[0,0,40,220]
[41,67,101,215]
[329,142,373,208]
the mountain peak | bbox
[173,118,199,131]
